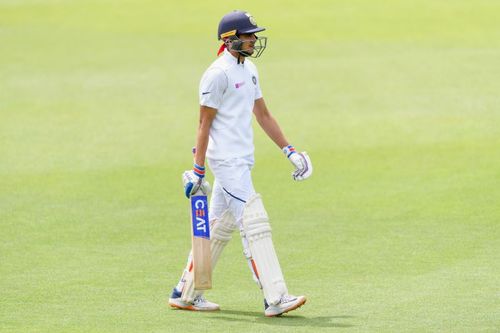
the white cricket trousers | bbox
[207,157,256,223]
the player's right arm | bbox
[182,106,217,198]
[182,68,226,198]
[194,67,226,168]
[194,106,217,168]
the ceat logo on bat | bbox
[191,195,210,239]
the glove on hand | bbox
[182,164,211,198]
[283,145,313,181]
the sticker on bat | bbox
[191,195,210,239]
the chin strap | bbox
[218,42,245,64]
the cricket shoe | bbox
[168,288,219,311]
[264,295,306,317]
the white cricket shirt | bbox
[199,49,263,161]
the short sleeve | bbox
[199,68,227,109]
[247,61,263,100]
[254,73,263,100]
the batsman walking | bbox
[169,10,313,317]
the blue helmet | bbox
[217,10,267,58]
[217,10,265,40]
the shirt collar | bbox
[223,48,245,65]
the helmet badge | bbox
[245,12,258,26]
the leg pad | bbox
[242,194,288,305]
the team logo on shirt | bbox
[252,76,257,85]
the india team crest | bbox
[252,76,257,85]
[245,13,257,26]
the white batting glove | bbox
[182,164,211,198]
[283,145,313,181]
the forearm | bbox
[194,105,217,167]
[194,126,210,167]
[253,98,289,149]
[257,114,289,149]
[182,106,215,198]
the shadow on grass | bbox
[209,310,355,328]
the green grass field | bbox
[1,1,499,332]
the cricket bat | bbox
[190,190,212,290]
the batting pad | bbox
[181,210,237,302]
[242,194,288,305]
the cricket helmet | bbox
[217,10,267,58]
[217,10,265,40]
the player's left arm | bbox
[253,97,288,148]
[253,97,313,181]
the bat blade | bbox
[190,193,212,290]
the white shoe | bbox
[264,295,306,317]
[168,288,220,311]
